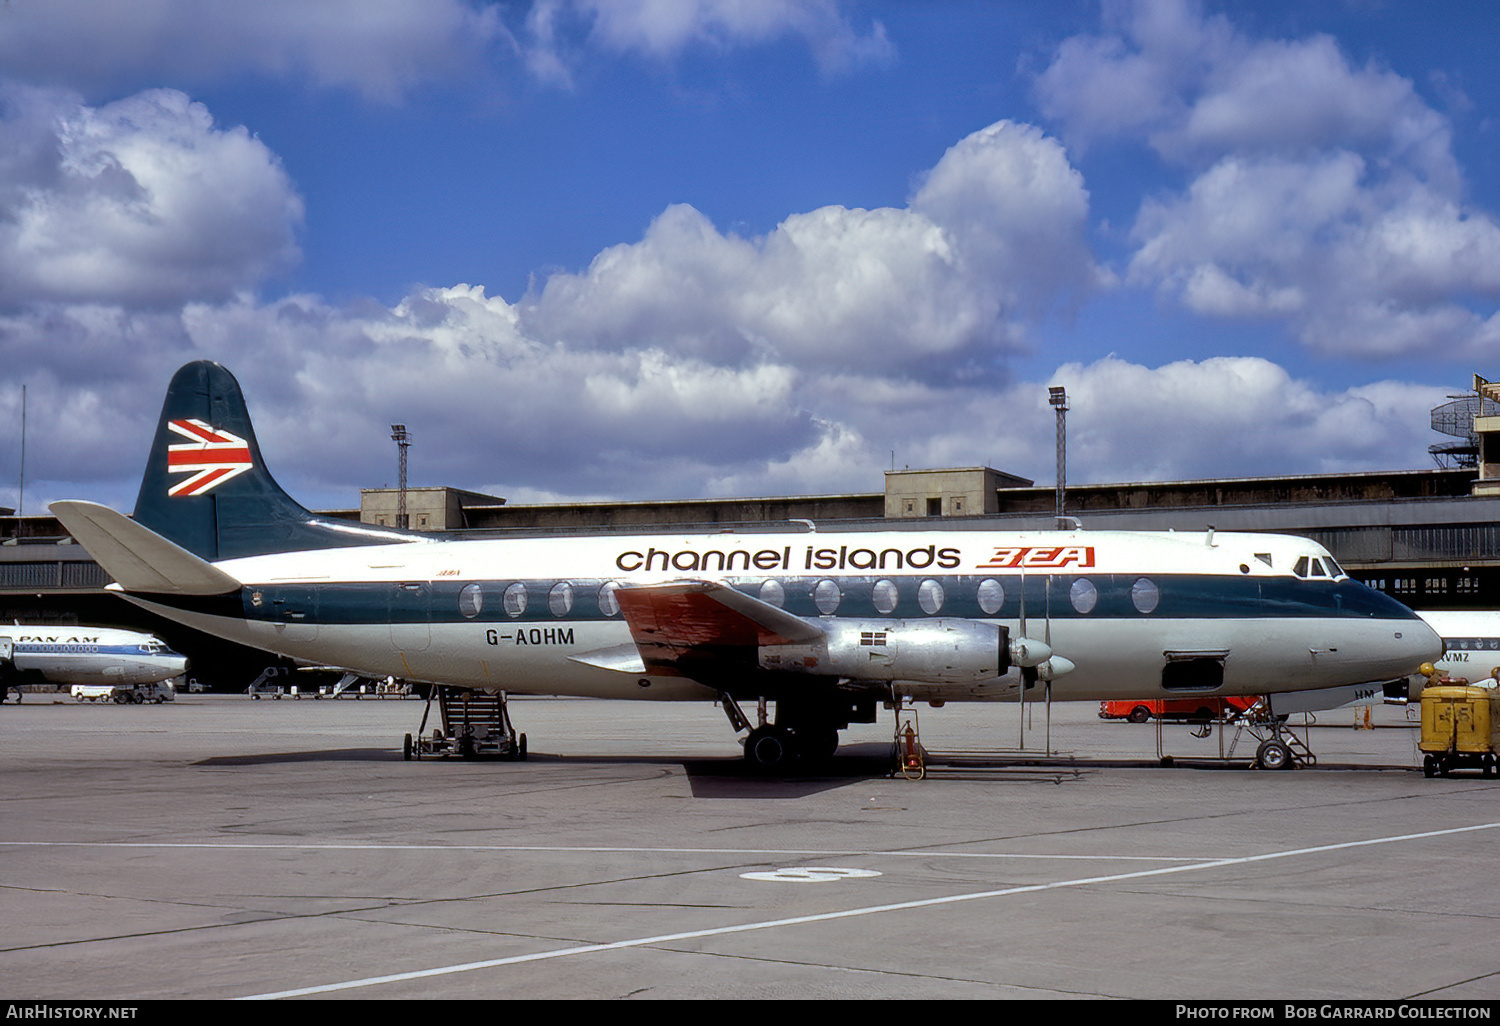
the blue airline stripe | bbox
[229,574,1421,626]
[12,644,168,656]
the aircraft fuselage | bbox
[120,526,1437,704]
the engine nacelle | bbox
[759,618,1036,684]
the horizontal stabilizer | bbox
[50,501,241,596]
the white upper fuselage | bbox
[117,525,1440,704]
[0,626,187,686]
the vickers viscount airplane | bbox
[50,362,1441,768]
[0,625,186,702]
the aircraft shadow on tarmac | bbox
[190,743,1413,797]
[195,748,404,766]
[193,742,901,797]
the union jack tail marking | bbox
[166,419,253,496]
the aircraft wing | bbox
[594,579,825,679]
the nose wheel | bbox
[1255,739,1294,771]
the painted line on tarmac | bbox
[233,821,1500,1000]
[0,840,1210,862]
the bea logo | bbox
[977,546,1095,569]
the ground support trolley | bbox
[404,686,527,761]
[1419,685,1500,778]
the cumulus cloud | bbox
[0,287,1448,516]
[0,86,303,308]
[523,0,893,84]
[1048,356,1449,482]
[0,80,1449,514]
[0,0,510,102]
[1034,0,1500,360]
[522,121,1102,383]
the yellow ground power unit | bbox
[1419,685,1500,777]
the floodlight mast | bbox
[390,424,410,530]
[1049,386,1068,528]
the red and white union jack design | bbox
[166,419,253,496]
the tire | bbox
[1256,740,1293,771]
[1424,755,1437,778]
[744,726,795,771]
[1127,706,1150,724]
[403,733,413,762]
[794,726,839,763]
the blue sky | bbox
[3,0,1500,514]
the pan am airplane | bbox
[50,362,1441,769]
[0,625,186,702]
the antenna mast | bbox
[1049,386,1068,527]
[390,424,410,529]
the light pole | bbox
[1049,386,1068,528]
[390,424,410,530]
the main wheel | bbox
[1256,739,1293,771]
[744,726,796,771]
[403,733,413,761]
[794,725,839,764]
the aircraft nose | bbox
[1404,618,1444,671]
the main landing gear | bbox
[720,692,860,772]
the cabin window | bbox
[1069,578,1098,614]
[814,579,841,614]
[918,579,944,615]
[503,583,528,618]
[760,580,785,608]
[871,579,898,615]
[548,582,574,617]
[597,581,621,617]
[1293,556,1310,578]
[1131,577,1160,614]
[977,578,1005,615]
[458,583,483,619]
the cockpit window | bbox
[1292,553,1345,580]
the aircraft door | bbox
[1161,650,1228,691]
[270,586,318,642]
[390,582,432,652]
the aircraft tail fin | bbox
[129,361,411,560]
